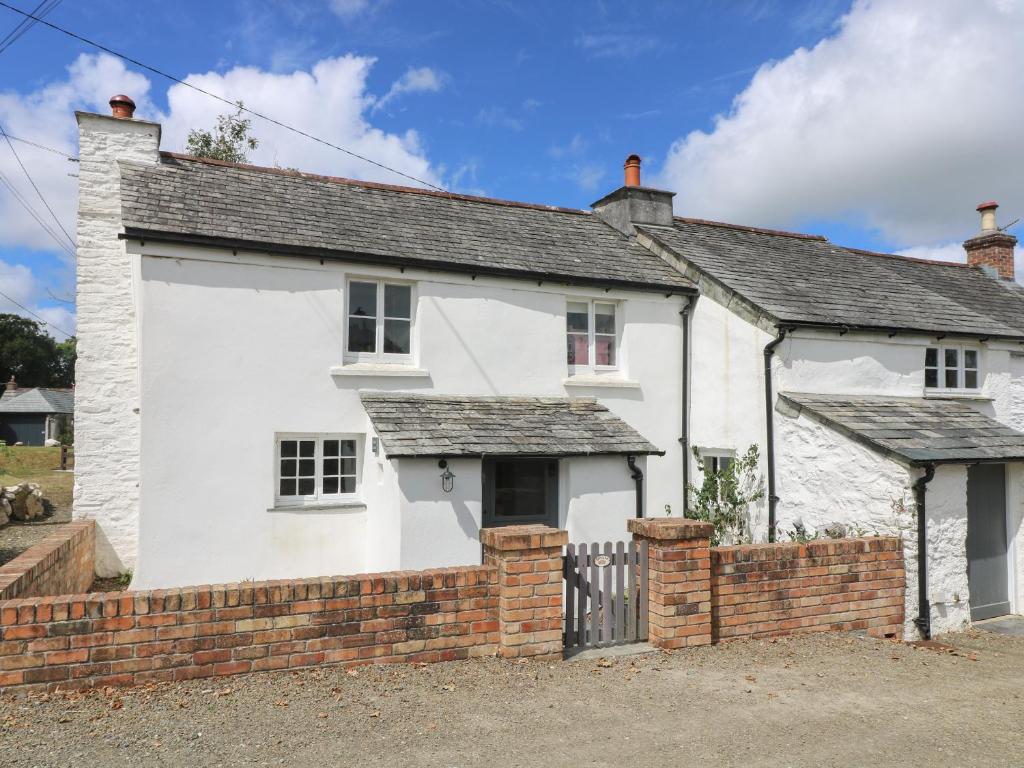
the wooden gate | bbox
[563,540,648,650]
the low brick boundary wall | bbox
[711,538,904,642]
[0,521,94,601]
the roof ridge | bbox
[673,216,827,241]
[843,245,973,270]
[157,152,589,217]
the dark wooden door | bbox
[967,464,1010,622]
[482,457,559,527]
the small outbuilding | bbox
[0,378,74,446]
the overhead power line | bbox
[0,121,75,249]
[0,287,73,338]
[0,0,447,193]
[0,0,60,56]
[0,168,75,258]
[4,133,77,160]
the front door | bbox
[482,457,559,527]
[967,463,1011,621]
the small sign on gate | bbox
[593,555,611,567]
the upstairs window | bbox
[276,434,359,505]
[346,280,413,361]
[566,300,617,372]
[925,345,979,391]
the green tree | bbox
[686,444,765,546]
[0,313,74,387]
[185,103,259,163]
[52,337,77,388]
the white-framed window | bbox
[566,299,618,372]
[346,279,414,362]
[275,434,359,506]
[924,345,980,391]
[699,450,734,475]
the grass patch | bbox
[0,446,74,514]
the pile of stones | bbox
[0,482,45,526]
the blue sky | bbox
[1,0,1023,338]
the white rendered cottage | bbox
[74,96,1024,640]
[74,98,694,589]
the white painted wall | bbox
[562,455,643,545]
[128,244,685,587]
[73,113,161,577]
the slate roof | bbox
[359,393,662,458]
[117,154,693,293]
[639,219,1024,339]
[779,392,1024,465]
[0,388,74,414]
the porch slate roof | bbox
[0,389,74,414]
[117,154,694,294]
[359,393,662,458]
[638,219,1024,339]
[778,392,1024,465]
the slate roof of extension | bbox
[0,388,74,414]
[639,219,1024,339]
[779,392,1024,465]
[359,392,662,458]
[117,154,693,293]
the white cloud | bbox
[574,32,663,60]
[897,241,1024,283]
[328,0,372,20]
[655,0,1024,248]
[475,106,523,131]
[372,66,445,113]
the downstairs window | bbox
[276,434,359,505]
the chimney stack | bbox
[5,376,16,393]
[964,201,1016,281]
[624,154,641,187]
[108,94,136,119]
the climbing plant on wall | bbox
[686,444,765,546]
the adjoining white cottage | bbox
[73,98,693,589]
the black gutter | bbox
[763,327,788,542]
[680,299,694,515]
[386,449,666,460]
[119,229,697,297]
[912,463,936,640]
[627,455,644,519]
[774,319,1024,345]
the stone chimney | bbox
[74,95,162,577]
[964,201,1016,281]
[4,376,15,393]
[591,154,675,237]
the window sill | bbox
[330,363,430,377]
[563,374,640,389]
[924,391,992,401]
[267,501,367,513]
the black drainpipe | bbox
[763,327,788,542]
[680,300,693,515]
[912,463,936,640]
[627,455,644,518]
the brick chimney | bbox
[591,154,675,237]
[964,201,1016,280]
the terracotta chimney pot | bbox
[624,154,641,187]
[109,94,136,119]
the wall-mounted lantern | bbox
[438,459,455,493]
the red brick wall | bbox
[711,538,904,642]
[0,566,498,695]
[0,521,94,601]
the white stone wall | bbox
[73,113,161,577]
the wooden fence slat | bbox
[638,540,649,640]
[564,544,575,649]
[589,542,600,647]
[626,539,636,642]
[602,541,612,645]
[577,543,588,647]
[614,540,625,642]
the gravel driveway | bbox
[1,631,1021,767]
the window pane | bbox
[719,457,733,473]
[323,440,339,457]
[323,477,339,495]
[595,335,616,366]
[280,459,297,477]
[298,459,315,476]
[281,440,297,458]
[964,350,978,369]
[945,368,959,388]
[944,348,959,369]
[323,458,340,475]
[384,319,411,354]
[925,368,938,388]
[279,479,297,496]
[965,370,978,389]
[341,458,357,475]
[339,440,357,457]
[594,304,615,334]
[349,281,377,317]
[348,317,376,353]
[298,478,315,496]
[340,476,356,494]
[567,334,589,365]
[925,348,938,367]
[299,441,315,458]
[567,302,589,333]
[384,284,411,319]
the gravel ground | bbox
[1,631,1021,767]
[0,511,71,567]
